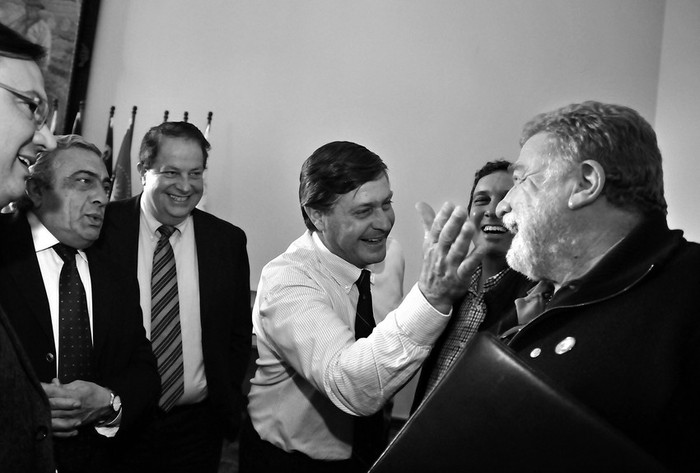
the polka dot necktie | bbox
[151,225,184,411]
[54,243,94,383]
[352,269,387,468]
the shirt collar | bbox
[468,265,510,295]
[310,231,368,294]
[27,211,87,260]
[139,197,191,239]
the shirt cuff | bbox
[393,283,452,346]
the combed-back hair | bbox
[299,141,387,231]
[138,121,210,172]
[0,22,45,61]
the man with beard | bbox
[495,101,700,471]
[0,22,56,473]
[241,141,483,473]
[411,159,532,409]
[0,135,159,473]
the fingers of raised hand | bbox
[457,242,486,281]
[415,201,437,237]
[436,205,469,250]
[426,202,457,245]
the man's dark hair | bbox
[0,22,46,61]
[138,121,210,173]
[521,100,667,216]
[299,141,388,232]
[467,159,512,213]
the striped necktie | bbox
[151,225,184,411]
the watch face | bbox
[113,395,122,412]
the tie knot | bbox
[158,225,176,240]
[53,243,78,263]
[356,269,371,293]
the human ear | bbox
[305,206,326,232]
[137,162,147,186]
[568,160,605,209]
[25,179,43,209]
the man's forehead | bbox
[55,148,108,177]
[514,134,555,172]
[339,175,392,205]
[0,56,46,99]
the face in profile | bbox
[469,170,514,259]
[30,148,110,249]
[141,136,205,226]
[0,57,56,206]
[309,174,395,268]
[499,133,572,281]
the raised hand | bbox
[416,201,484,313]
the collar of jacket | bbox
[508,212,684,343]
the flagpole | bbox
[110,106,137,202]
[49,99,59,134]
[71,100,84,135]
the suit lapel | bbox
[87,249,109,357]
[193,211,214,328]
[1,215,54,345]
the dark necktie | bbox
[352,269,387,468]
[53,243,95,473]
[54,243,94,382]
[151,225,184,411]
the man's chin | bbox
[506,247,536,280]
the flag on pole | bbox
[71,100,84,135]
[49,99,58,133]
[103,106,115,180]
[110,106,137,201]
[197,111,213,211]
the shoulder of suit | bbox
[192,208,246,237]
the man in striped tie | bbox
[98,121,252,472]
[0,135,159,473]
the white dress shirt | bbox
[247,231,449,460]
[28,212,94,362]
[137,199,207,405]
[27,211,119,435]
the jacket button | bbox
[35,426,48,440]
[45,352,54,363]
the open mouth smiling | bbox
[17,155,33,168]
[481,224,508,234]
[169,194,189,203]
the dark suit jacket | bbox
[98,195,252,439]
[505,214,700,471]
[0,304,54,473]
[0,212,160,438]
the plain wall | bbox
[656,0,700,243]
[81,0,699,419]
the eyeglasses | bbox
[0,81,50,130]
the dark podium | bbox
[370,333,667,473]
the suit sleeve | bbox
[226,227,252,438]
